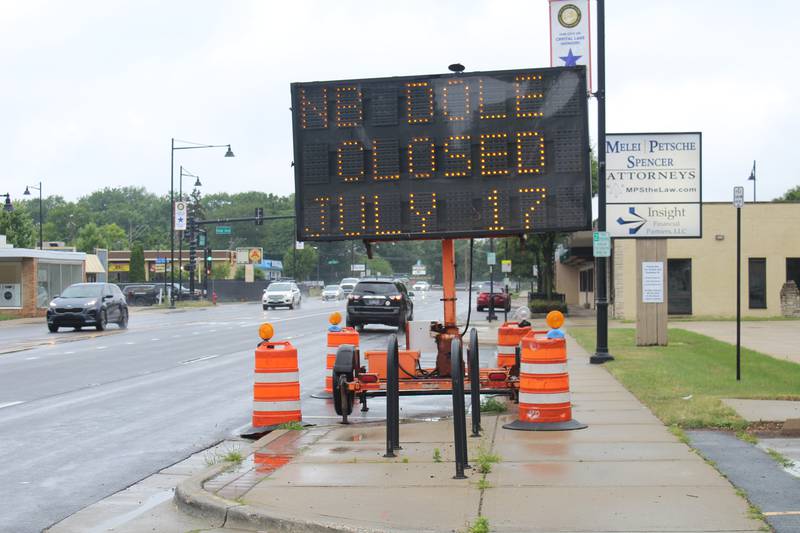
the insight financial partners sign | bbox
[605,132,702,238]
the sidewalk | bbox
[176,334,764,532]
[673,320,800,365]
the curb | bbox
[173,431,424,533]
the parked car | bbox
[123,284,160,306]
[412,281,430,292]
[46,282,129,332]
[476,282,511,312]
[339,277,360,295]
[321,284,344,301]
[262,281,302,310]
[346,278,413,331]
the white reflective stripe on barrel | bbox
[254,371,299,383]
[520,362,567,375]
[519,392,571,405]
[253,400,301,412]
[496,344,517,354]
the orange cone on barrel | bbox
[503,311,586,431]
[252,323,302,429]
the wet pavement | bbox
[0,292,470,533]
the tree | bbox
[282,245,318,280]
[776,186,800,202]
[366,256,393,276]
[211,262,231,279]
[99,223,127,250]
[129,244,146,282]
[0,209,36,248]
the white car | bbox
[262,282,302,310]
[340,277,360,295]
[412,281,430,292]
[321,284,344,301]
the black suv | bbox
[346,278,413,331]
[124,284,160,305]
[47,282,129,332]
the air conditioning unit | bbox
[1,284,21,307]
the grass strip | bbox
[569,327,800,429]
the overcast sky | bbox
[2,0,798,203]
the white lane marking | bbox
[192,332,199,335]
[180,354,220,365]
[172,335,181,339]
[96,346,107,350]
[125,342,135,345]
[26,356,40,360]
[150,338,160,341]
[0,401,24,410]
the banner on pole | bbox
[549,0,591,90]
[174,201,187,231]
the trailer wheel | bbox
[332,344,358,419]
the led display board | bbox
[290,66,591,242]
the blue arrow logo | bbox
[616,207,647,235]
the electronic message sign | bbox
[291,66,591,242]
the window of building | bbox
[37,262,83,307]
[579,268,594,292]
[787,258,800,288]
[668,259,692,315]
[748,258,767,309]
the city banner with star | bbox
[549,0,591,91]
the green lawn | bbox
[569,327,800,429]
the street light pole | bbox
[591,0,614,364]
[23,182,43,249]
[170,139,234,308]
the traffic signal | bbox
[255,207,264,225]
[206,248,212,262]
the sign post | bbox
[734,186,744,380]
[592,231,610,257]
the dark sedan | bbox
[47,283,129,332]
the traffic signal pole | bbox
[591,0,614,364]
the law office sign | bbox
[605,132,702,238]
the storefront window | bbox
[37,262,83,307]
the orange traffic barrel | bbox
[503,332,586,431]
[252,340,302,429]
[496,322,532,368]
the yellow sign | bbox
[108,263,130,272]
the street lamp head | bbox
[448,63,465,73]
[224,145,235,158]
[23,186,31,196]
[194,177,202,187]
[3,194,13,212]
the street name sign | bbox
[291,66,591,242]
[592,231,611,257]
[215,226,231,235]
[605,132,702,238]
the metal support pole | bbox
[450,337,469,478]
[488,238,497,322]
[38,182,43,250]
[442,239,457,328]
[591,0,614,364]
[736,206,741,381]
[178,167,183,301]
[169,138,175,308]
[468,328,481,437]
[384,334,400,457]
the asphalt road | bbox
[0,290,473,533]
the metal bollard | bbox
[468,328,481,437]
[451,337,469,478]
[384,334,401,457]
